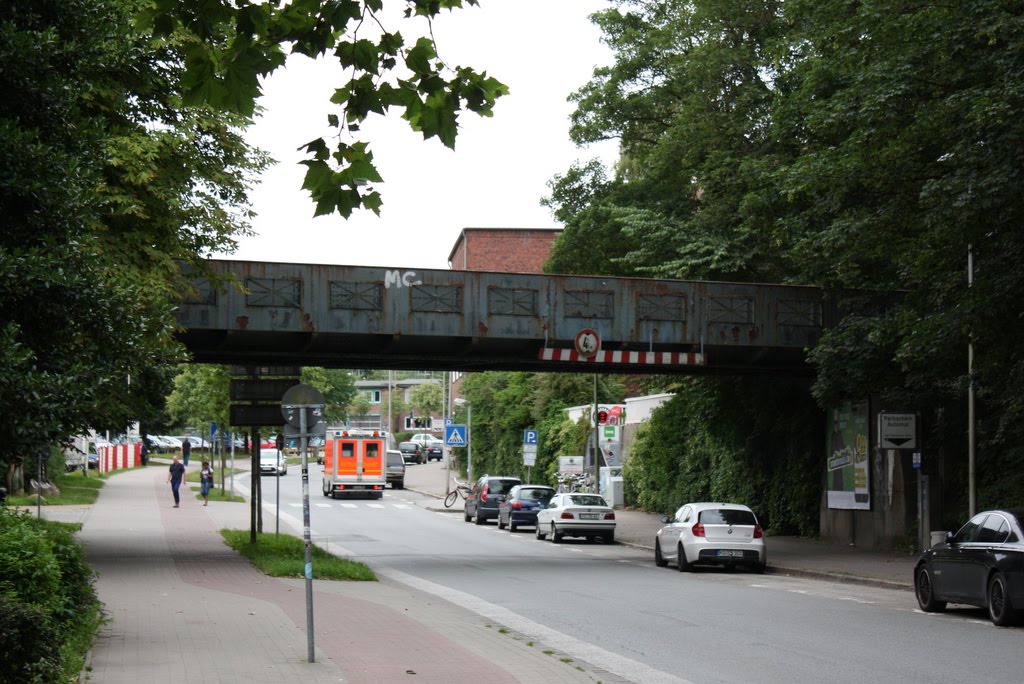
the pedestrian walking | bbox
[181,437,191,466]
[168,455,186,507]
[199,460,215,506]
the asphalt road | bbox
[244,461,1024,684]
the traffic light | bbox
[275,433,284,450]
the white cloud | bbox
[220,0,618,270]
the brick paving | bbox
[77,465,606,684]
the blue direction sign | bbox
[445,424,469,447]
[523,430,538,445]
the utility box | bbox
[600,466,624,509]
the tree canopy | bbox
[1,0,506,484]
[546,0,1024,513]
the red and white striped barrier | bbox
[538,348,705,366]
[97,443,142,473]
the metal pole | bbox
[275,443,281,535]
[968,245,976,516]
[443,371,450,491]
[467,403,473,481]
[592,375,600,493]
[300,407,315,663]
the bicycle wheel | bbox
[444,489,458,508]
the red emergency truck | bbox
[322,430,388,499]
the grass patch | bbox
[191,486,246,503]
[6,470,107,506]
[221,529,376,581]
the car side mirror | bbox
[660,515,670,524]
[945,531,955,545]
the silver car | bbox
[535,493,615,543]
[655,502,766,572]
[259,448,287,476]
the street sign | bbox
[283,421,326,438]
[912,451,922,470]
[445,424,468,447]
[230,378,300,402]
[281,384,326,428]
[879,413,916,449]
[523,444,537,467]
[230,365,301,378]
[574,328,601,358]
[558,455,584,473]
[523,430,538,445]
[230,404,289,427]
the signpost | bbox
[281,383,324,665]
[523,429,538,480]
[879,413,917,450]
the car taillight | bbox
[692,522,705,537]
[604,512,615,520]
[753,524,763,539]
[511,501,523,509]
[560,512,574,519]
[481,485,489,502]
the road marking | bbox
[315,503,331,508]
[378,567,693,684]
[340,503,357,508]
[367,503,385,509]
[393,504,411,509]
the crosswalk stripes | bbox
[273,499,419,510]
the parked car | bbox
[398,441,425,465]
[88,453,99,469]
[498,485,556,532]
[425,443,443,462]
[654,502,766,573]
[535,492,615,543]
[914,508,1024,626]
[464,475,522,525]
[259,448,287,476]
[385,450,406,489]
[409,433,443,448]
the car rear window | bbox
[518,487,554,501]
[386,453,404,466]
[699,509,757,525]
[487,479,520,495]
[567,495,607,507]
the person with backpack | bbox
[199,461,215,506]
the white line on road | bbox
[378,567,693,684]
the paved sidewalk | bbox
[74,465,609,684]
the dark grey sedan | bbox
[914,508,1024,626]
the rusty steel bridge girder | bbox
[174,260,839,375]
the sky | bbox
[219,0,619,271]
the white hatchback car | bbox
[535,493,616,543]
[655,502,766,572]
[259,448,288,476]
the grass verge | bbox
[6,469,107,506]
[221,529,377,581]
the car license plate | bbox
[717,550,743,558]
[580,513,600,520]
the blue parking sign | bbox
[523,430,538,445]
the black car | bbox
[464,475,522,525]
[398,441,425,465]
[914,508,1024,626]
[498,484,556,532]
[425,443,443,462]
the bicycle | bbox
[444,478,472,508]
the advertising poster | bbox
[826,401,871,510]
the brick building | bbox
[447,227,560,273]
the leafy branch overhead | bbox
[140,0,509,217]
